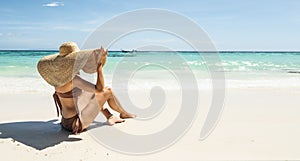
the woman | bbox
[37,42,135,134]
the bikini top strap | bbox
[52,88,82,117]
[53,92,62,117]
[55,88,82,98]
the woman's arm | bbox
[73,48,107,93]
[95,64,104,92]
[95,48,107,92]
[72,67,105,93]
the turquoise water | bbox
[1,50,300,76]
[0,50,300,93]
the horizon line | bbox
[0,50,300,53]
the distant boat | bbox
[121,49,137,53]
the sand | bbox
[0,87,300,160]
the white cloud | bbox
[42,2,64,7]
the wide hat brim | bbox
[37,49,94,87]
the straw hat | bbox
[37,42,96,87]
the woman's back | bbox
[55,81,78,118]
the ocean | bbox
[1,50,300,94]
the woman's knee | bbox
[95,87,112,100]
[103,87,113,98]
[104,86,112,91]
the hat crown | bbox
[59,42,79,56]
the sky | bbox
[0,0,300,51]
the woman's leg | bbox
[80,91,125,129]
[95,49,135,118]
[103,87,136,118]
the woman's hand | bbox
[95,47,108,69]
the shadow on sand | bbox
[0,119,105,150]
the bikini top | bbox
[53,87,82,116]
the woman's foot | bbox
[120,113,136,119]
[107,115,125,126]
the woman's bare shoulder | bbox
[55,81,73,93]
[73,75,95,93]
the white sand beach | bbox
[1,86,300,160]
[1,0,300,160]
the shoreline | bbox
[1,75,300,95]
